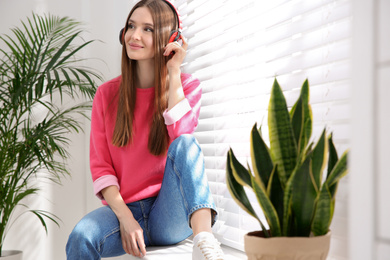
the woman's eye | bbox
[145,27,154,32]
[128,24,134,29]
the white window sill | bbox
[108,239,246,259]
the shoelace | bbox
[196,238,225,260]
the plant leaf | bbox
[267,164,284,230]
[291,154,317,236]
[311,129,328,192]
[228,149,252,188]
[311,184,332,236]
[250,123,273,188]
[268,79,297,187]
[251,171,281,237]
[226,151,262,224]
[0,13,101,254]
[29,210,60,234]
[326,150,349,190]
[290,96,304,158]
[291,79,312,151]
[327,133,339,180]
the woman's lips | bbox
[129,43,143,50]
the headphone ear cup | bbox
[168,30,182,43]
[119,28,124,45]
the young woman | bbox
[66,0,224,259]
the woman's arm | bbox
[164,38,188,110]
[167,67,185,111]
[163,39,202,139]
[90,85,121,199]
[101,186,147,258]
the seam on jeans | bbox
[139,201,152,246]
[169,155,190,215]
[98,226,121,254]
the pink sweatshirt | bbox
[90,73,201,204]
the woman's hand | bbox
[101,186,147,258]
[164,36,188,73]
[119,214,147,258]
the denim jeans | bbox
[66,135,217,259]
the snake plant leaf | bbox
[226,151,259,221]
[323,148,348,224]
[291,154,317,237]
[250,123,273,188]
[282,166,296,236]
[311,129,328,192]
[290,79,312,151]
[290,95,304,158]
[228,149,252,188]
[301,80,312,140]
[326,150,349,196]
[327,133,339,179]
[267,164,284,229]
[268,79,297,187]
[251,172,282,237]
[311,183,332,236]
[324,147,348,224]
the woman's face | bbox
[124,7,155,61]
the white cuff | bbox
[93,175,120,200]
[163,99,192,125]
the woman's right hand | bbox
[119,214,147,257]
[101,186,147,258]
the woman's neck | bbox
[136,59,155,89]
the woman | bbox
[66,0,224,259]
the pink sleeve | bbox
[90,87,119,199]
[163,73,201,140]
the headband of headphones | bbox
[119,0,182,45]
[164,0,182,31]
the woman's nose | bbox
[131,28,142,40]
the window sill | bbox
[109,239,246,259]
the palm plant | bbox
[226,79,348,238]
[0,13,101,255]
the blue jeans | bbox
[66,135,217,259]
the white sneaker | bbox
[192,232,225,260]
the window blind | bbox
[173,0,351,254]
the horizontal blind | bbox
[174,0,351,254]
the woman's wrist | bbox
[167,68,185,110]
[116,206,134,222]
[101,185,134,221]
[168,67,181,77]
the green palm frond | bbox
[0,13,102,255]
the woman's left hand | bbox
[164,36,188,73]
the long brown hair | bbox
[112,0,178,156]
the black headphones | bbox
[119,0,182,45]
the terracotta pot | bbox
[244,231,331,260]
[0,251,23,260]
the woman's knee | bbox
[168,134,201,158]
[67,218,96,248]
[66,206,117,253]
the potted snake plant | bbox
[226,79,348,259]
[0,13,101,258]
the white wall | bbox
[0,1,135,259]
[350,0,390,259]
